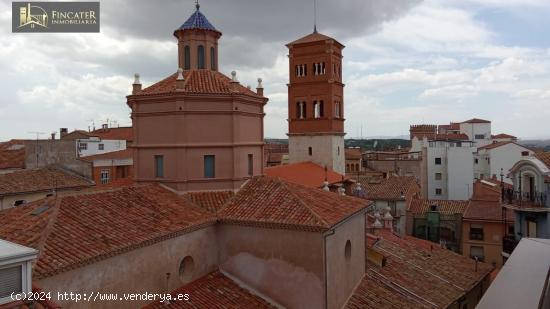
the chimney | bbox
[50,132,56,140]
[176,68,185,91]
[382,206,394,232]
[256,78,264,96]
[101,123,108,129]
[132,73,142,95]
[60,128,68,138]
[230,71,239,92]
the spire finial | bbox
[313,0,317,33]
[195,0,200,11]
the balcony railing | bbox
[503,189,547,208]
[502,235,518,254]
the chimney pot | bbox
[256,77,264,96]
[176,68,185,91]
[60,128,68,138]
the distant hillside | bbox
[265,138,410,151]
[520,139,550,152]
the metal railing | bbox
[503,189,547,207]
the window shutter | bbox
[0,265,22,298]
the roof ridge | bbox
[34,197,63,261]
[280,179,330,228]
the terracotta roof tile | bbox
[0,167,93,196]
[408,199,469,215]
[144,270,276,309]
[0,185,216,279]
[136,70,262,98]
[218,176,369,232]
[80,149,133,162]
[491,133,516,139]
[91,127,133,142]
[346,230,493,308]
[183,191,234,213]
[477,141,528,150]
[535,151,550,169]
[462,118,491,124]
[265,161,348,188]
[287,31,342,46]
[345,148,362,160]
[358,176,419,200]
[0,139,25,170]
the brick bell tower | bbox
[286,30,346,174]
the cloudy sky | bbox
[1,0,549,141]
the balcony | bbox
[503,189,549,211]
[502,235,518,255]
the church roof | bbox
[287,31,343,47]
[134,70,263,98]
[175,5,220,34]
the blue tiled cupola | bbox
[176,2,220,34]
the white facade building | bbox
[459,119,492,148]
[426,140,476,200]
[475,142,534,184]
[76,137,127,157]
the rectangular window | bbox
[470,246,484,261]
[247,154,253,176]
[435,173,442,180]
[435,157,442,165]
[100,169,110,184]
[154,155,164,178]
[79,142,88,150]
[204,155,215,178]
[469,224,484,240]
[521,151,529,156]
[0,265,23,299]
[475,134,485,139]
[474,158,479,164]
[435,188,442,195]
[98,143,104,150]
[308,147,313,156]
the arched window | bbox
[210,47,216,70]
[334,102,341,118]
[197,45,205,69]
[319,100,324,117]
[184,45,190,70]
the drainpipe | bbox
[323,229,335,309]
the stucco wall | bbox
[325,212,366,309]
[218,224,325,309]
[447,147,475,200]
[462,220,511,268]
[24,140,92,178]
[37,225,219,309]
[489,144,533,184]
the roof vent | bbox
[430,204,438,212]
[31,205,50,216]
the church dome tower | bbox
[173,2,222,71]
[286,31,346,174]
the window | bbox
[469,224,484,240]
[314,62,326,75]
[154,155,164,178]
[308,147,312,156]
[435,173,442,180]
[204,155,215,178]
[197,45,205,69]
[435,188,442,195]
[295,64,307,77]
[100,169,110,184]
[345,240,351,261]
[78,142,88,150]
[210,47,216,70]
[313,100,324,118]
[334,101,341,118]
[184,45,190,70]
[434,157,442,165]
[521,151,529,156]
[474,158,479,164]
[178,256,195,282]
[470,246,484,261]
[13,200,26,207]
[296,101,306,119]
[247,154,253,176]
[98,143,104,150]
[0,265,23,300]
[475,134,485,139]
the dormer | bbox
[0,239,38,305]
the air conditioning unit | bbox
[0,240,38,305]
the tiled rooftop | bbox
[462,118,491,124]
[175,5,220,34]
[265,161,348,188]
[477,141,527,150]
[136,70,262,98]
[183,190,234,213]
[0,167,93,196]
[464,199,515,222]
[91,126,133,142]
[411,133,470,141]
[0,185,215,279]
[287,31,342,46]
[408,199,469,215]
[345,148,362,160]
[358,176,419,200]
[346,230,493,308]
[0,139,25,170]
[535,151,550,169]
[143,270,276,309]
[491,133,516,139]
[218,176,370,232]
